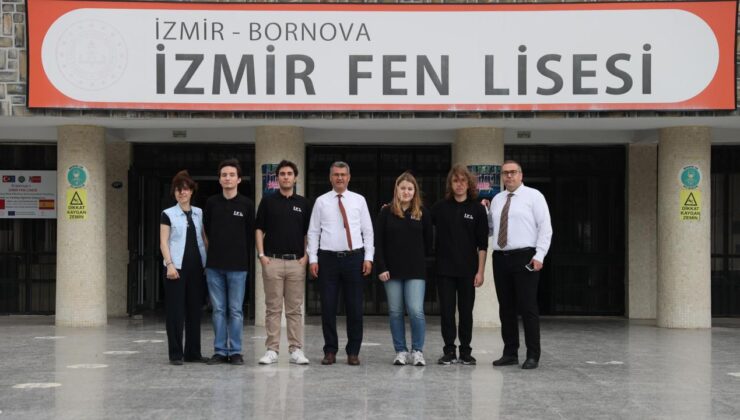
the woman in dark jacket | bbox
[375,172,433,366]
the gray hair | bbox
[330,161,350,174]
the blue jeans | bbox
[384,279,426,353]
[205,268,247,356]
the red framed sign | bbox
[27,0,738,111]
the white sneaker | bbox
[411,350,426,366]
[289,349,309,365]
[259,350,279,365]
[393,351,409,366]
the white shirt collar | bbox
[506,183,525,195]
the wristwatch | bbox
[258,253,265,258]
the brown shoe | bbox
[347,355,360,366]
[321,352,336,365]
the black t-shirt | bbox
[374,206,433,280]
[432,198,489,278]
[161,210,202,270]
[255,191,310,257]
[203,193,255,271]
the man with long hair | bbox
[432,164,489,365]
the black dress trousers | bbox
[165,212,205,362]
[492,248,541,361]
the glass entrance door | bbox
[305,145,452,316]
[711,146,740,316]
[305,144,627,317]
[507,146,626,315]
[0,145,57,314]
[128,144,255,318]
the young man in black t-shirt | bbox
[255,160,310,365]
[203,159,254,366]
[432,164,489,365]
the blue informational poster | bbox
[261,164,279,195]
[468,164,501,200]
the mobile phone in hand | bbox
[525,262,535,271]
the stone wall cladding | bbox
[1,0,25,116]
[1,0,738,119]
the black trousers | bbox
[492,249,540,361]
[437,275,475,356]
[318,251,364,356]
[164,265,205,361]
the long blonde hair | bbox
[391,172,423,220]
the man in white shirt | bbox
[307,161,374,366]
[487,160,552,370]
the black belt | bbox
[493,247,535,256]
[267,253,302,260]
[319,248,364,258]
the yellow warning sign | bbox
[66,188,87,220]
[679,189,701,221]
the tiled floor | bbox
[1,315,739,419]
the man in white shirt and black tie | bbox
[307,161,374,366]
[487,160,552,370]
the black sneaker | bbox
[169,359,183,366]
[459,354,477,365]
[206,354,228,365]
[437,353,457,365]
[229,354,244,365]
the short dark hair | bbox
[275,160,299,177]
[218,158,242,177]
[502,160,523,172]
[170,170,197,197]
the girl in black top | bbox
[375,172,433,366]
[160,170,208,365]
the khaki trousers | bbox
[262,258,306,352]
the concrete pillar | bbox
[253,126,305,327]
[627,144,657,319]
[106,141,131,317]
[453,127,504,328]
[657,127,711,328]
[56,126,107,327]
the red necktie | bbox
[337,194,353,250]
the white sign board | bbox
[27,0,737,111]
[0,171,57,219]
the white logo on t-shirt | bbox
[293,206,302,213]
[233,211,244,217]
[464,213,474,220]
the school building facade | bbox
[0,0,738,328]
